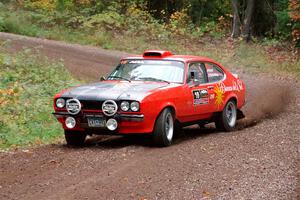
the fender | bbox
[221,92,238,110]
[147,101,177,133]
[54,86,77,99]
[157,101,177,117]
[53,86,79,109]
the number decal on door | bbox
[192,89,209,105]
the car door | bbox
[204,62,226,112]
[183,62,215,122]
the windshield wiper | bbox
[138,77,170,84]
[107,76,131,82]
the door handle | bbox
[207,86,214,90]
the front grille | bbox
[80,100,103,110]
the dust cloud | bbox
[237,80,292,128]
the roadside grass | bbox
[0,47,80,149]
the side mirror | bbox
[100,76,106,81]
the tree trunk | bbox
[231,0,241,38]
[242,0,255,41]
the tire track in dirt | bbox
[0,32,299,200]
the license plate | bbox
[87,117,105,127]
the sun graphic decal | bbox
[214,85,224,107]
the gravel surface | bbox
[0,32,299,200]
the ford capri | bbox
[53,50,246,147]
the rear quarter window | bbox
[205,63,225,83]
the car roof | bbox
[123,50,218,63]
[125,55,216,62]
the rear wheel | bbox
[153,108,174,147]
[215,100,237,131]
[64,130,87,147]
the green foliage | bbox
[273,0,292,40]
[4,0,295,46]
[0,16,5,32]
[289,0,300,47]
[0,48,80,149]
[189,0,231,25]
[0,10,41,37]
[83,10,124,30]
[88,30,113,49]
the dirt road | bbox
[0,32,128,81]
[0,32,299,200]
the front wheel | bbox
[215,100,237,131]
[153,108,174,147]
[64,130,87,147]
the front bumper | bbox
[52,112,152,134]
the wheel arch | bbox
[154,100,177,117]
[223,93,238,109]
[152,104,177,146]
[227,95,245,120]
[228,96,237,105]
[151,103,177,132]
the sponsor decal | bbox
[237,79,243,90]
[214,85,224,107]
[207,68,214,73]
[147,61,172,65]
[193,89,209,105]
[218,80,243,93]
[213,80,243,107]
[232,81,239,91]
[129,60,144,64]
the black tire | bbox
[153,108,175,147]
[215,100,237,132]
[64,130,87,147]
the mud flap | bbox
[237,109,245,120]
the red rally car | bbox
[53,50,246,147]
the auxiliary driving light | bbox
[106,118,118,131]
[65,117,76,129]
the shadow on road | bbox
[71,125,220,149]
[57,117,265,150]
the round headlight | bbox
[120,101,130,111]
[130,101,140,112]
[56,98,65,108]
[65,117,76,129]
[106,118,118,131]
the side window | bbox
[205,63,224,83]
[187,62,207,84]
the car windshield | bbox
[108,60,185,83]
